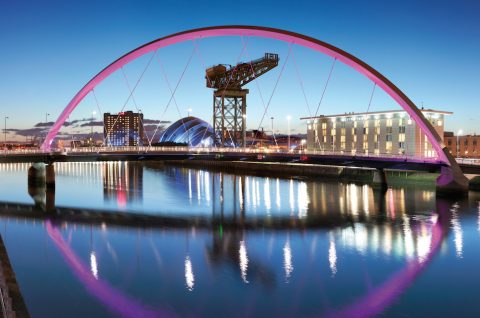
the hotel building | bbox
[301,109,451,158]
[104,111,144,146]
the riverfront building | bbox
[444,132,480,158]
[104,111,144,146]
[301,109,451,158]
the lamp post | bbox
[457,129,463,159]
[187,108,192,148]
[91,110,96,147]
[4,116,8,152]
[287,115,291,152]
[45,113,50,147]
[242,114,247,151]
[271,117,275,148]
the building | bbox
[301,109,451,158]
[104,111,144,146]
[158,116,214,147]
[444,132,480,158]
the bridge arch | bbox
[42,25,467,191]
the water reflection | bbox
[1,162,477,317]
[103,162,143,208]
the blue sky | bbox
[1,0,479,141]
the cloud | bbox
[9,127,46,137]
[34,122,55,127]
[143,119,171,124]
[80,121,103,127]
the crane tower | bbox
[206,53,279,147]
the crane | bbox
[206,53,279,147]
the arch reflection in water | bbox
[37,197,449,318]
[0,179,460,317]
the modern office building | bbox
[104,111,144,146]
[444,132,480,158]
[301,108,451,158]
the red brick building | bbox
[444,132,480,158]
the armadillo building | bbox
[159,116,214,147]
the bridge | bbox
[3,25,471,193]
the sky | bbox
[1,0,479,142]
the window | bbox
[386,135,393,141]
[399,126,406,133]
[386,141,392,153]
[399,142,405,149]
[386,127,393,134]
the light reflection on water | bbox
[0,162,479,317]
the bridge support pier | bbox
[372,169,388,189]
[436,165,469,196]
[45,163,55,188]
[28,163,56,212]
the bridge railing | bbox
[1,146,450,163]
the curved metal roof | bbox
[159,117,214,146]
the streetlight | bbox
[287,115,291,152]
[91,110,97,146]
[4,116,8,151]
[271,117,275,148]
[457,129,463,159]
[242,114,247,150]
[187,108,192,148]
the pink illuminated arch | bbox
[43,25,454,166]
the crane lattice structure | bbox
[206,53,279,147]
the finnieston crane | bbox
[206,53,279,147]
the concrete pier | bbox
[372,169,388,189]
[436,166,469,196]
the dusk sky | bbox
[1,0,479,142]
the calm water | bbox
[0,162,479,317]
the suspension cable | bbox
[242,36,277,148]
[91,89,105,145]
[314,58,337,118]
[365,82,377,114]
[193,39,214,147]
[254,42,292,144]
[104,50,157,146]
[148,46,196,148]
[120,67,152,144]
[291,48,324,150]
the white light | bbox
[90,252,99,279]
[283,240,293,281]
[239,241,249,283]
[286,115,292,121]
[328,236,337,276]
[451,212,463,258]
[457,129,463,136]
[185,255,195,291]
